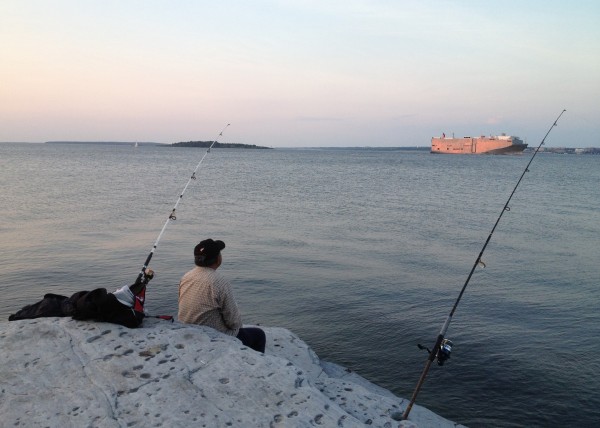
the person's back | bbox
[178,265,241,336]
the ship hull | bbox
[431,136,527,154]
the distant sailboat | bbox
[134,142,138,148]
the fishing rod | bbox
[133,124,230,285]
[402,110,566,420]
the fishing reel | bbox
[143,269,155,282]
[129,269,155,295]
[437,339,453,366]
[417,338,454,366]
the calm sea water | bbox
[1,143,599,427]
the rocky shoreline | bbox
[0,318,464,427]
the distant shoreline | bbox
[45,141,163,146]
[1,142,598,154]
[525,146,600,155]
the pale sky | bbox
[1,0,599,147]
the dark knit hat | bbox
[194,239,225,263]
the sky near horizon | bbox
[1,0,599,147]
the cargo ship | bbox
[431,133,527,154]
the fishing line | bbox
[402,110,566,420]
[133,124,230,284]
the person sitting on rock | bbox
[178,239,266,353]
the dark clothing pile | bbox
[8,287,144,328]
[9,272,154,328]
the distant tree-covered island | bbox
[172,141,271,149]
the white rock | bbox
[0,318,465,427]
